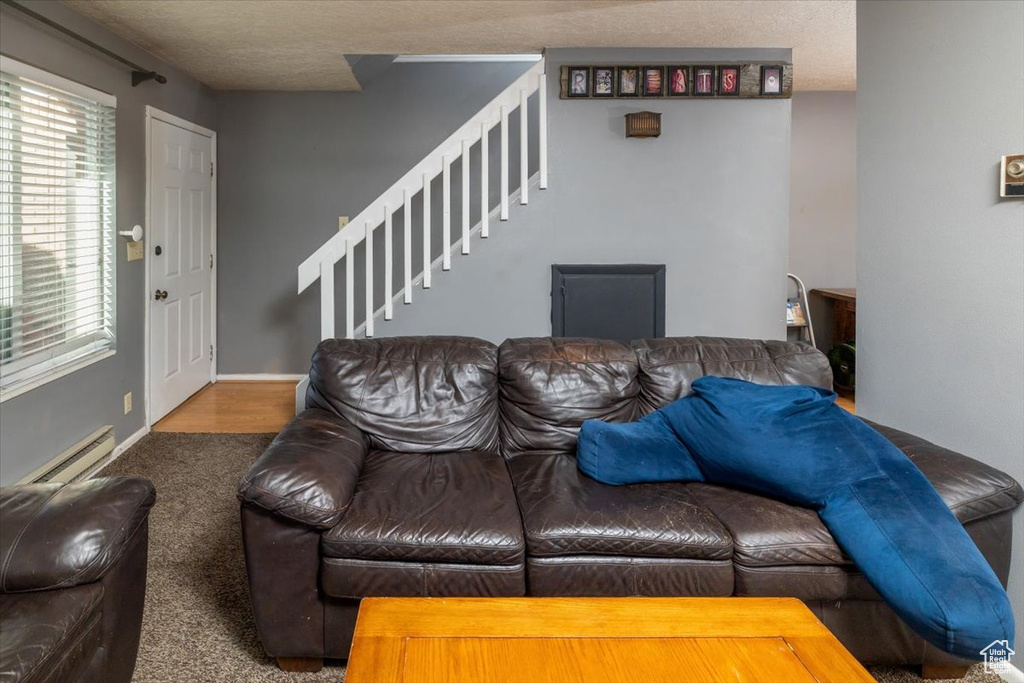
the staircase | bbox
[293,59,547,412]
[296,59,548,342]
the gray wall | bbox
[375,48,792,343]
[215,61,534,374]
[857,0,1024,654]
[0,1,216,484]
[789,92,857,352]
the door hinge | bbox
[210,253,214,269]
[210,161,214,178]
[210,344,214,361]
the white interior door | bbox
[149,117,213,422]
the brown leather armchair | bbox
[238,336,1022,677]
[0,476,156,683]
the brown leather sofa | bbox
[0,476,155,683]
[238,336,1022,675]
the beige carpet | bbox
[104,432,1000,683]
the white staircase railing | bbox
[297,59,547,342]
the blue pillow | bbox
[576,410,704,486]
[659,376,1014,660]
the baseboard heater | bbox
[18,426,115,484]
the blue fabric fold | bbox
[654,376,1014,660]
[576,410,703,486]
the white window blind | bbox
[0,58,116,398]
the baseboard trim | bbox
[216,374,305,381]
[91,425,150,478]
[999,662,1024,683]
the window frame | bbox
[0,56,117,403]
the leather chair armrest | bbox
[865,419,1024,523]
[0,476,156,592]
[237,409,367,529]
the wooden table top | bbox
[345,597,873,683]
[811,287,857,302]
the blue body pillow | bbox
[657,376,1014,660]
[577,410,703,486]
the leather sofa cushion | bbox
[688,483,850,567]
[508,453,732,560]
[499,338,639,456]
[0,583,104,683]
[526,556,733,597]
[307,337,500,453]
[0,477,155,592]
[868,421,1024,523]
[321,557,525,598]
[321,450,524,565]
[734,564,878,601]
[633,337,832,413]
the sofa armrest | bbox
[0,476,156,592]
[866,419,1024,523]
[237,409,367,529]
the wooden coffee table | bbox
[345,597,873,682]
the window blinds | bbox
[0,60,116,396]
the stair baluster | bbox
[481,122,490,238]
[344,237,354,338]
[520,89,529,205]
[384,204,393,320]
[442,155,452,271]
[461,140,471,255]
[500,105,509,221]
[365,220,374,337]
[422,172,432,288]
[403,188,413,304]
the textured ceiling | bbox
[62,0,855,91]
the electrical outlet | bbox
[124,392,132,415]
[338,216,349,230]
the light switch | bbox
[127,240,144,261]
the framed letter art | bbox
[667,66,689,96]
[718,66,740,96]
[592,67,615,97]
[693,66,715,96]
[617,67,640,97]
[761,65,783,95]
[642,66,664,97]
[567,66,590,97]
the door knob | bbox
[154,289,168,300]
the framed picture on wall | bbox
[667,66,689,96]
[642,66,664,96]
[761,65,783,95]
[592,67,615,97]
[718,66,740,96]
[693,66,715,96]
[617,67,640,97]
[567,66,590,97]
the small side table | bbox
[811,288,856,348]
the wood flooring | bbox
[152,381,295,433]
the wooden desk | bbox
[812,287,857,348]
[346,597,873,683]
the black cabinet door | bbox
[552,265,666,341]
